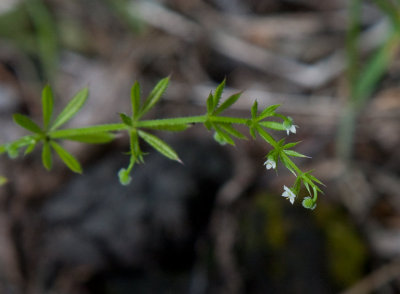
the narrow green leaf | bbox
[258,104,280,120]
[354,34,398,104]
[251,100,258,119]
[249,126,256,139]
[218,123,247,139]
[119,113,133,126]
[62,133,115,144]
[129,130,144,163]
[213,132,227,145]
[51,87,89,130]
[213,79,226,109]
[131,81,141,119]
[24,142,37,155]
[259,121,286,131]
[144,124,189,132]
[284,150,310,158]
[255,126,277,147]
[283,141,301,149]
[204,120,212,130]
[138,130,181,163]
[303,176,323,193]
[279,153,297,176]
[42,142,52,170]
[307,173,325,186]
[214,92,242,115]
[2,136,37,158]
[42,84,54,129]
[140,77,169,117]
[206,92,214,114]
[50,141,82,173]
[13,114,43,134]
[213,124,235,145]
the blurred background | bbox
[0,0,399,293]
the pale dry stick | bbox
[130,0,390,89]
[340,257,400,294]
[223,8,380,40]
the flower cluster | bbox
[263,118,322,210]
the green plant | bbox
[337,0,400,160]
[0,77,323,209]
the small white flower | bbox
[283,118,298,135]
[285,124,297,135]
[264,158,276,170]
[282,185,296,204]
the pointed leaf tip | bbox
[138,130,181,162]
[213,78,226,109]
[13,114,43,134]
[139,77,169,117]
[50,141,82,173]
[51,87,89,130]
[42,84,54,129]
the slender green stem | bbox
[50,123,127,138]
[49,115,252,139]
[136,115,206,127]
[280,153,303,176]
[256,126,278,149]
[209,116,249,124]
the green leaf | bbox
[140,77,169,117]
[212,124,235,145]
[2,136,36,158]
[284,150,310,158]
[131,81,141,119]
[251,100,258,119]
[24,142,37,155]
[249,126,256,139]
[306,172,325,186]
[51,87,89,130]
[119,113,133,126]
[259,121,286,131]
[42,141,52,170]
[213,79,226,109]
[303,176,323,193]
[214,92,242,115]
[354,34,398,104]
[206,92,214,114]
[50,141,82,173]
[204,120,212,130]
[218,123,247,139]
[144,124,189,132]
[213,132,227,145]
[283,141,301,149]
[42,84,54,129]
[138,130,181,163]
[255,126,277,147]
[13,114,43,134]
[258,104,280,120]
[129,130,144,163]
[62,133,115,144]
[279,153,296,176]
